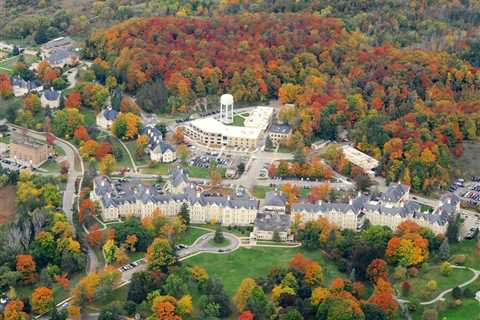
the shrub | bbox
[452,286,462,299]
[435,300,446,313]
[401,281,411,296]
[452,255,465,265]
[409,267,419,277]
[422,309,438,320]
[407,299,420,312]
[463,287,474,299]
[394,266,407,280]
[427,280,438,291]
[441,262,452,276]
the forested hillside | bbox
[3,1,480,66]
[83,14,480,193]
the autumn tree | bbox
[65,91,82,109]
[3,299,28,320]
[99,154,116,176]
[0,74,13,98]
[308,183,331,203]
[233,278,257,312]
[32,287,54,314]
[146,237,176,271]
[16,254,36,283]
[366,259,388,284]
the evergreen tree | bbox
[265,136,274,150]
[439,239,450,261]
[214,226,225,243]
[446,214,460,243]
[272,230,281,242]
[179,203,190,226]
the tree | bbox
[52,108,84,138]
[98,301,125,320]
[124,234,138,252]
[233,278,257,312]
[135,135,148,160]
[245,287,274,320]
[179,203,190,225]
[239,310,254,320]
[439,239,449,261]
[426,280,437,291]
[0,74,13,99]
[308,183,331,203]
[65,92,81,109]
[137,79,169,113]
[176,144,191,165]
[441,261,452,276]
[99,154,116,176]
[127,271,155,304]
[146,237,176,271]
[103,240,119,265]
[16,254,36,283]
[32,287,54,315]
[152,296,181,320]
[366,259,388,283]
[272,230,281,242]
[112,113,141,140]
[3,299,28,320]
[361,303,387,320]
[214,225,224,243]
[163,273,188,298]
[446,215,460,243]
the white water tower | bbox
[220,94,234,124]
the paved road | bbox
[119,231,241,283]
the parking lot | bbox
[0,158,27,172]
[450,177,480,206]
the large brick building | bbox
[9,136,50,166]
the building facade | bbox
[91,175,258,225]
[267,124,292,146]
[9,136,50,166]
[41,88,61,109]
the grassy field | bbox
[39,160,61,173]
[208,238,230,247]
[187,166,226,179]
[450,240,480,268]
[16,272,84,304]
[141,162,171,175]
[0,54,39,73]
[184,247,343,295]
[0,186,16,224]
[456,141,480,178]
[438,298,480,320]
[124,141,149,166]
[127,251,145,262]
[178,227,212,245]
[394,265,473,302]
[252,185,310,199]
[193,224,251,237]
[80,108,97,127]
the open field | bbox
[39,159,61,173]
[141,162,171,175]
[0,54,39,73]
[252,185,310,199]
[394,266,473,302]
[456,141,480,178]
[184,246,343,295]
[178,227,211,245]
[0,185,16,224]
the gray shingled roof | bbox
[43,88,60,101]
[269,124,292,134]
[255,213,291,232]
[265,191,287,207]
[381,183,410,203]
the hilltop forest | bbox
[83,14,480,193]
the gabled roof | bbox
[265,191,287,207]
[152,142,175,154]
[255,213,291,232]
[43,88,60,101]
[381,183,410,203]
[169,167,188,187]
[102,107,118,121]
[269,124,292,134]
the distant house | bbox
[40,88,61,108]
[96,107,118,129]
[150,142,176,163]
[267,124,292,146]
[41,37,78,67]
[140,125,172,161]
[9,134,51,166]
[45,48,78,67]
[11,76,43,97]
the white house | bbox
[40,88,61,108]
[96,107,118,129]
[150,142,176,163]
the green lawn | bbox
[394,266,473,302]
[86,284,129,312]
[15,272,84,304]
[252,185,310,199]
[450,240,480,268]
[229,115,245,127]
[127,251,145,263]
[53,145,66,157]
[124,141,149,166]
[178,227,212,245]
[193,224,251,237]
[141,162,171,175]
[438,298,480,320]
[187,166,227,179]
[0,54,39,73]
[39,160,61,173]
[108,137,133,170]
[184,247,343,295]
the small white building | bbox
[342,145,379,176]
[150,142,176,163]
[40,88,61,108]
[11,76,43,97]
[96,107,118,129]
